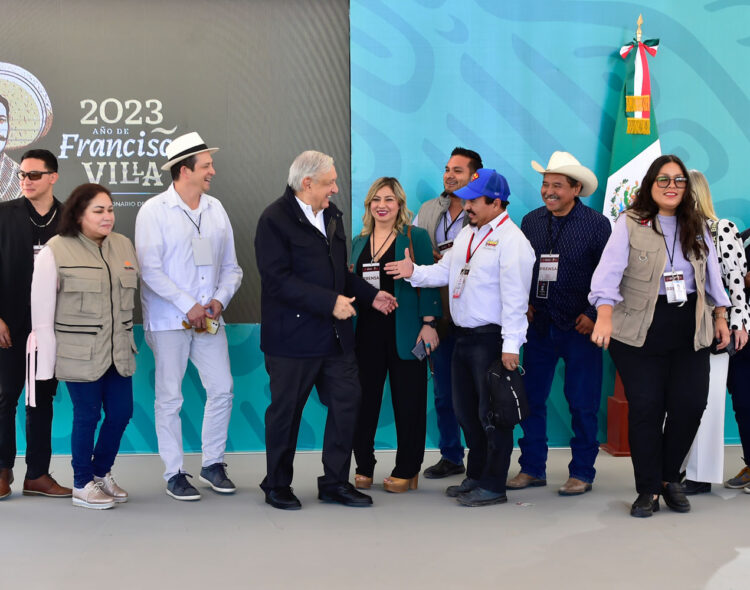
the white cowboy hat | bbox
[161,132,219,171]
[0,62,53,150]
[530,151,598,197]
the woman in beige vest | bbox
[27,184,138,510]
[589,155,730,518]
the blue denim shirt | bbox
[521,199,611,332]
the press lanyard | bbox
[545,213,570,254]
[662,222,678,271]
[183,210,202,235]
[465,215,507,263]
[442,210,462,241]
[370,230,394,262]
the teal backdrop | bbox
[17,0,748,454]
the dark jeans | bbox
[261,350,361,492]
[66,366,133,489]
[728,343,750,465]
[519,324,602,483]
[609,295,709,494]
[0,342,58,479]
[431,332,464,464]
[451,327,514,494]
[353,317,426,479]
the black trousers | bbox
[728,343,750,464]
[609,295,710,495]
[451,327,514,494]
[352,317,426,479]
[0,338,58,478]
[261,350,361,492]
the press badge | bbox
[452,264,470,298]
[33,244,45,259]
[437,240,454,253]
[536,280,549,299]
[192,238,213,266]
[664,271,688,304]
[538,254,559,282]
[362,262,380,289]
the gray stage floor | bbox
[2,448,749,589]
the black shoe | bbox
[683,479,711,496]
[630,493,659,518]
[445,477,480,497]
[166,472,201,501]
[423,458,465,479]
[199,463,236,494]
[318,482,373,507]
[661,482,691,512]
[265,487,301,510]
[456,487,507,507]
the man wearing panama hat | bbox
[135,132,243,501]
[507,151,611,496]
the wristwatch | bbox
[422,319,437,328]
[714,310,729,320]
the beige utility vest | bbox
[612,211,714,349]
[46,232,139,382]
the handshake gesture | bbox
[333,291,398,320]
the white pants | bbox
[145,327,234,481]
[684,353,729,483]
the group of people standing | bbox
[0,134,747,518]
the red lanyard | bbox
[465,214,508,263]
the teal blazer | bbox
[351,225,442,360]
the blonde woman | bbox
[350,177,441,492]
[682,170,749,494]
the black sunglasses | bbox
[16,170,53,181]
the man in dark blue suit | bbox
[255,150,396,510]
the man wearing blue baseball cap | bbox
[386,169,535,506]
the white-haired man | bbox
[135,132,243,501]
[255,150,396,510]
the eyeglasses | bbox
[16,170,53,181]
[655,175,687,188]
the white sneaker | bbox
[743,486,750,494]
[94,472,128,503]
[72,481,115,510]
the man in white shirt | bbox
[386,168,534,506]
[135,132,243,501]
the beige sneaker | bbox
[94,472,128,503]
[72,481,115,510]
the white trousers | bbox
[684,353,729,483]
[145,327,234,481]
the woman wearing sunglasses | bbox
[27,183,138,509]
[350,177,441,493]
[589,155,730,517]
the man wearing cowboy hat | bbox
[135,132,243,501]
[507,151,611,496]
[387,168,535,506]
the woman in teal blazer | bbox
[350,177,441,492]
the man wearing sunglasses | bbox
[0,149,72,499]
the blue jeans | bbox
[432,333,464,464]
[66,366,133,489]
[518,325,602,483]
[451,329,513,493]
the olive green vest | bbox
[46,232,139,382]
[612,211,713,349]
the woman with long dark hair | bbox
[589,155,730,517]
[27,183,138,510]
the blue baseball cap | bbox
[453,168,510,202]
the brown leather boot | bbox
[0,468,13,499]
[23,474,72,497]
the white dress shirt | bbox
[295,196,326,235]
[135,183,243,331]
[408,211,535,354]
